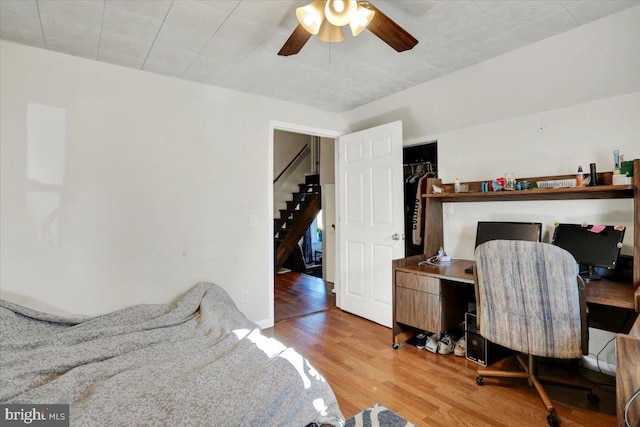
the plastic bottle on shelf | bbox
[576,165,585,186]
[454,178,461,193]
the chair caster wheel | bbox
[476,376,484,386]
[392,344,399,350]
[546,413,559,427]
[587,392,599,405]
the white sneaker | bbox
[454,337,466,357]
[425,334,439,353]
[437,335,454,355]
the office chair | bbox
[473,240,598,427]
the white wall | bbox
[440,93,639,259]
[340,6,640,368]
[343,5,640,140]
[0,40,348,326]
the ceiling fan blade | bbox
[278,24,313,56]
[363,3,418,52]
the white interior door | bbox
[337,121,404,328]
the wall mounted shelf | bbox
[420,159,639,297]
[425,184,633,202]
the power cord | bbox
[419,247,451,266]
[594,335,617,383]
[596,335,616,373]
[577,336,617,388]
[624,388,640,427]
[580,310,633,387]
[596,313,631,382]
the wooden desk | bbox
[395,255,635,310]
[396,258,474,283]
[396,160,640,425]
[392,256,639,426]
[586,279,636,310]
[392,258,636,346]
[392,255,640,347]
[392,258,473,347]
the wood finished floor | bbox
[274,271,336,322]
[264,308,617,427]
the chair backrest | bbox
[474,240,585,359]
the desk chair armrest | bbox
[578,275,588,356]
[473,264,481,331]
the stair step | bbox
[287,198,316,210]
[292,192,316,203]
[274,219,288,229]
[305,174,320,185]
[274,229,290,239]
[298,183,320,193]
[280,197,318,216]
[286,200,305,211]
[279,209,301,220]
[292,193,305,202]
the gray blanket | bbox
[0,283,344,427]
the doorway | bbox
[271,123,340,323]
[403,142,438,257]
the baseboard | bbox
[255,318,272,329]
[581,354,617,376]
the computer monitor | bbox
[465,222,542,273]
[475,221,543,248]
[551,223,625,281]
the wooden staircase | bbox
[275,174,321,271]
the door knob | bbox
[391,233,400,241]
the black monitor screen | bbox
[475,221,542,248]
[551,223,625,270]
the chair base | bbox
[476,354,598,426]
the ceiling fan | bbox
[278,0,418,56]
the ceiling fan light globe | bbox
[317,20,345,42]
[349,4,375,36]
[325,0,357,26]
[296,0,326,35]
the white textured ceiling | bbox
[1,0,638,112]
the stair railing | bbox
[274,144,309,184]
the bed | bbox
[0,282,345,426]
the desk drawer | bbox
[396,271,440,294]
[396,287,441,333]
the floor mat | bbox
[345,403,416,427]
